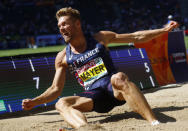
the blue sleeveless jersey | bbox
[66,41,117,90]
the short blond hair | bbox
[56,7,80,21]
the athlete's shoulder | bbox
[93,31,116,46]
[55,47,68,69]
[93,31,106,44]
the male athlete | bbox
[22,7,178,129]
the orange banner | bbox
[135,33,176,85]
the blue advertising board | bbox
[0,46,158,115]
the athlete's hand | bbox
[164,21,179,32]
[22,99,36,110]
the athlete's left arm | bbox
[94,21,178,46]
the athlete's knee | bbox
[111,72,129,88]
[55,97,70,111]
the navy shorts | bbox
[77,82,126,113]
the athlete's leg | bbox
[111,72,158,123]
[55,96,93,129]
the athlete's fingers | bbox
[170,21,178,27]
[169,21,179,29]
[22,99,32,107]
[164,21,179,32]
[174,22,179,28]
[22,102,33,110]
[22,99,31,103]
[22,105,32,110]
[22,99,35,110]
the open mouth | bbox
[63,32,69,37]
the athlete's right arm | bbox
[22,49,68,110]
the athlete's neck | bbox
[70,33,87,54]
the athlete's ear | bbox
[75,19,81,28]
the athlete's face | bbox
[58,16,79,43]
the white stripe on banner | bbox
[116,50,119,57]
[140,82,144,89]
[8,104,12,112]
[11,57,16,69]
[11,60,16,69]
[128,49,131,56]
[149,76,155,87]
[44,57,49,65]
[139,48,144,58]
[29,59,35,72]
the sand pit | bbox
[1,83,188,131]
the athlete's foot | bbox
[151,120,160,126]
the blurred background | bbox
[0,0,188,50]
